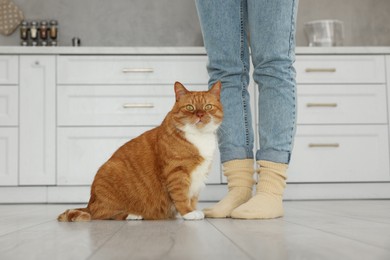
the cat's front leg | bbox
[177,197,204,221]
[173,197,204,220]
[165,175,204,220]
[191,196,199,209]
[172,199,204,220]
[184,196,204,220]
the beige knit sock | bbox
[203,159,255,218]
[231,160,288,219]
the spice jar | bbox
[49,20,58,40]
[39,21,48,40]
[30,21,38,40]
[20,20,29,40]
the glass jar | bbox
[39,21,48,40]
[30,21,38,40]
[49,20,58,40]
[20,20,29,40]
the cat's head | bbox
[172,81,223,133]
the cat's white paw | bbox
[126,214,143,220]
[183,210,205,220]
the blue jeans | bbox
[196,0,298,164]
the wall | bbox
[297,0,390,46]
[0,0,389,47]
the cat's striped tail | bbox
[57,207,91,222]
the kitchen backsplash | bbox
[0,0,389,47]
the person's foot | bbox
[203,187,252,218]
[203,159,255,218]
[231,160,288,219]
[231,191,283,219]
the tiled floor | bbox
[0,200,389,260]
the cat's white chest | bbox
[183,126,218,198]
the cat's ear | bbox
[208,81,222,101]
[174,81,189,101]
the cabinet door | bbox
[58,127,222,185]
[0,128,18,185]
[0,85,18,126]
[57,56,209,85]
[295,55,385,84]
[0,56,18,84]
[297,84,387,125]
[19,56,56,185]
[288,125,390,183]
[57,84,209,127]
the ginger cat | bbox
[58,81,223,221]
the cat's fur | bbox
[58,81,223,221]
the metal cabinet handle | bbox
[122,103,155,108]
[305,68,336,73]
[122,68,154,73]
[308,143,340,148]
[306,103,338,108]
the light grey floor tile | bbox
[90,219,250,260]
[208,218,390,260]
[0,204,78,236]
[0,220,124,260]
[284,204,390,250]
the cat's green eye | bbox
[185,104,195,111]
[204,104,213,110]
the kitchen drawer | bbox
[288,125,390,183]
[0,128,18,185]
[57,127,222,185]
[57,127,149,185]
[297,84,387,124]
[0,85,18,126]
[57,56,209,84]
[0,56,18,84]
[57,84,207,126]
[295,55,385,84]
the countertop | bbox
[1,46,390,55]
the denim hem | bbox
[220,147,254,164]
[256,149,291,164]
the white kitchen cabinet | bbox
[295,55,385,84]
[289,55,389,184]
[56,55,221,187]
[387,56,390,151]
[57,84,207,126]
[57,56,209,84]
[297,84,387,125]
[289,125,390,182]
[57,127,151,185]
[0,85,18,126]
[2,48,390,202]
[19,56,56,185]
[0,128,18,185]
[0,55,18,186]
[0,55,18,84]
[57,127,222,185]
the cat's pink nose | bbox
[196,110,205,118]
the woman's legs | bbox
[196,0,298,219]
[196,0,255,218]
[250,0,298,164]
[196,0,254,163]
